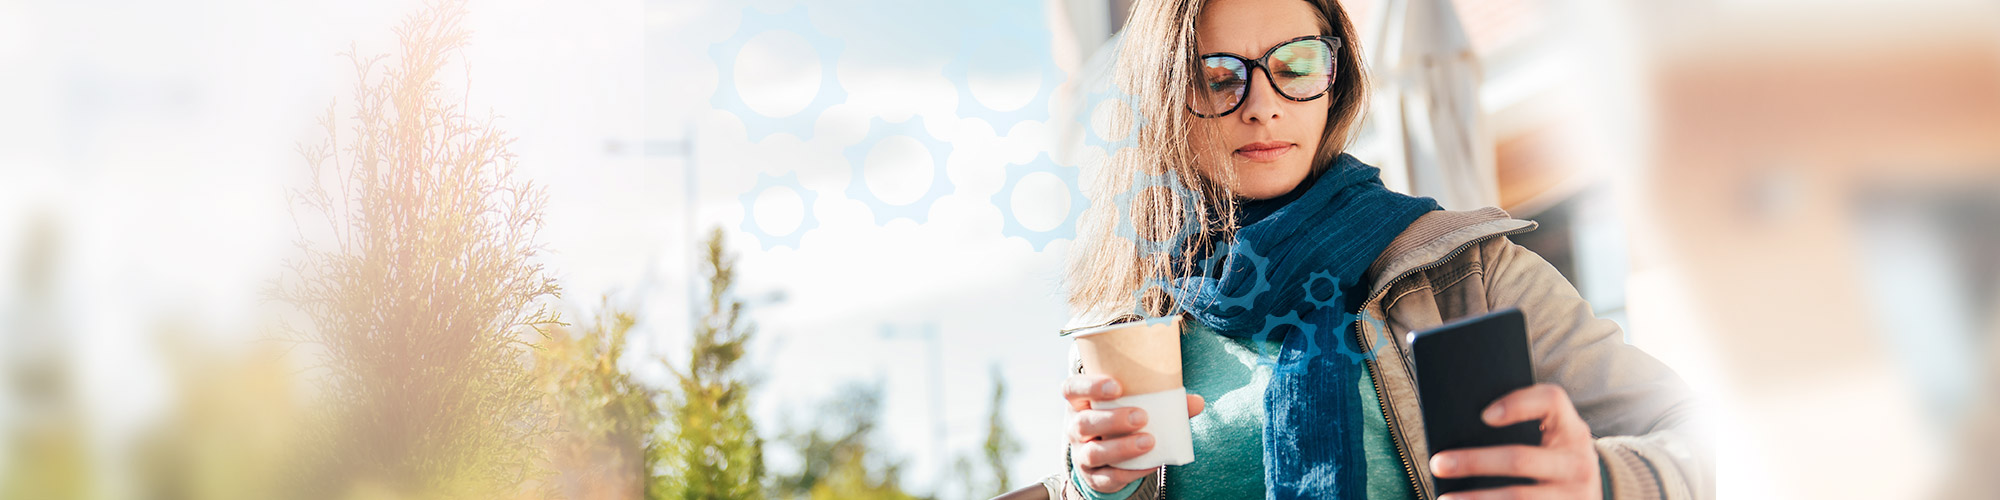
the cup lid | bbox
[1063,315,1183,338]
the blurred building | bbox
[1633,2,2000,498]
[1055,0,2000,498]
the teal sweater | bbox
[1073,321,1416,500]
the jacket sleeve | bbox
[1480,237,1715,500]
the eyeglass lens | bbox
[1193,38,1335,117]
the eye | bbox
[1203,68,1246,88]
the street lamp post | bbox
[881,321,948,498]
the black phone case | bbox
[1409,308,1541,495]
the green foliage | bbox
[653,228,766,500]
[769,383,917,500]
[131,332,304,500]
[533,303,660,499]
[941,367,1026,500]
[0,421,89,500]
[980,366,1022,498]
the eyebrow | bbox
[1200,34,1324,58]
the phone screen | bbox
[1408,308,1541,495]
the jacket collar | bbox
[1361,207,1537,303]
[1059,207,1537,335]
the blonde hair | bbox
[1063,0,1369,318]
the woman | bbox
[1038,0,1712,499]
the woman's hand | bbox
[1063,373,1205,494]
[1430,384,1601,500]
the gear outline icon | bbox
[1129,276,1187,327]
[843,115,955,225]
[1302,270,1342,311]
[738,171,820,251]
[709,5,846,142]
[1332,310,1392,365]
[993,152,1089,251]
[1112,169,1199,258]
[943,24,1067,133]
[1078,84,1150,154]
[1072,38,1150,155]
[1249,310,1321,373]
[1189,240,1274,315]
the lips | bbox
[1234,141,1295,162]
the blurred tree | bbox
[131,329,305,500]
[654,228,767,500]
[1,215,92,500]
[276,0,558,496]
[950,456,979,500]
[980,365,1022,498]
[939,366,1025,500]
[770,383,918,500]
[532,302,660,500]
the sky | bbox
[0,0,1090,495]
[653,0,1096,491]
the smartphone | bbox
[1407,308,1541,495]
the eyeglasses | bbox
[1189,35,1342,118]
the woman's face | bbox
[1191,0,1332,200]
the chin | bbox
[1233,160,1313,200]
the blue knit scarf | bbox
[1169,153,1439,500]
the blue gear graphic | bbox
[1139,314,1181,328]
[738,171,820,251]
[993,152,1088,251]
[1249,310,1322,372]
[709,6,846,142]
[1332,310,1391,365]
[1302,270,1342,311]
[1078,83,1149,154]
[1071,36,1150,155]
[1130,277,1186,327]
[843,116,954,225]
[1190,241,1274,315]
[943,24,1066,132]
[1112,169,1199,257]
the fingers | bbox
[1072,432,1156,469]
[1430,445,1590,482]
[1442,385,1601,500]
[1437,485,1567,500]
[1063,374,1122,411]
[1067,407,1148,443]
[1484,384,1592,449]
[1077,463,1157,494]
[1186,394,1206,417]
[1482,384,1576,428]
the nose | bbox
[1236,66,1282,124]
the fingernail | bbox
[1431,454,1453,474]
[1097,380,1118,398]
[1483,403,1503,424]
[1135,434,1154,450]
[1128,409,1147,427]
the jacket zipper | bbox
[1154,464,1167,500]
[1358,225,1535,500]
[1139,223,1532,500]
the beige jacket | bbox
[1036,207,1713,500]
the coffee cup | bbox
[1069,315,1196,469]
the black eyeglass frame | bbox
[1188,35,1344,118]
